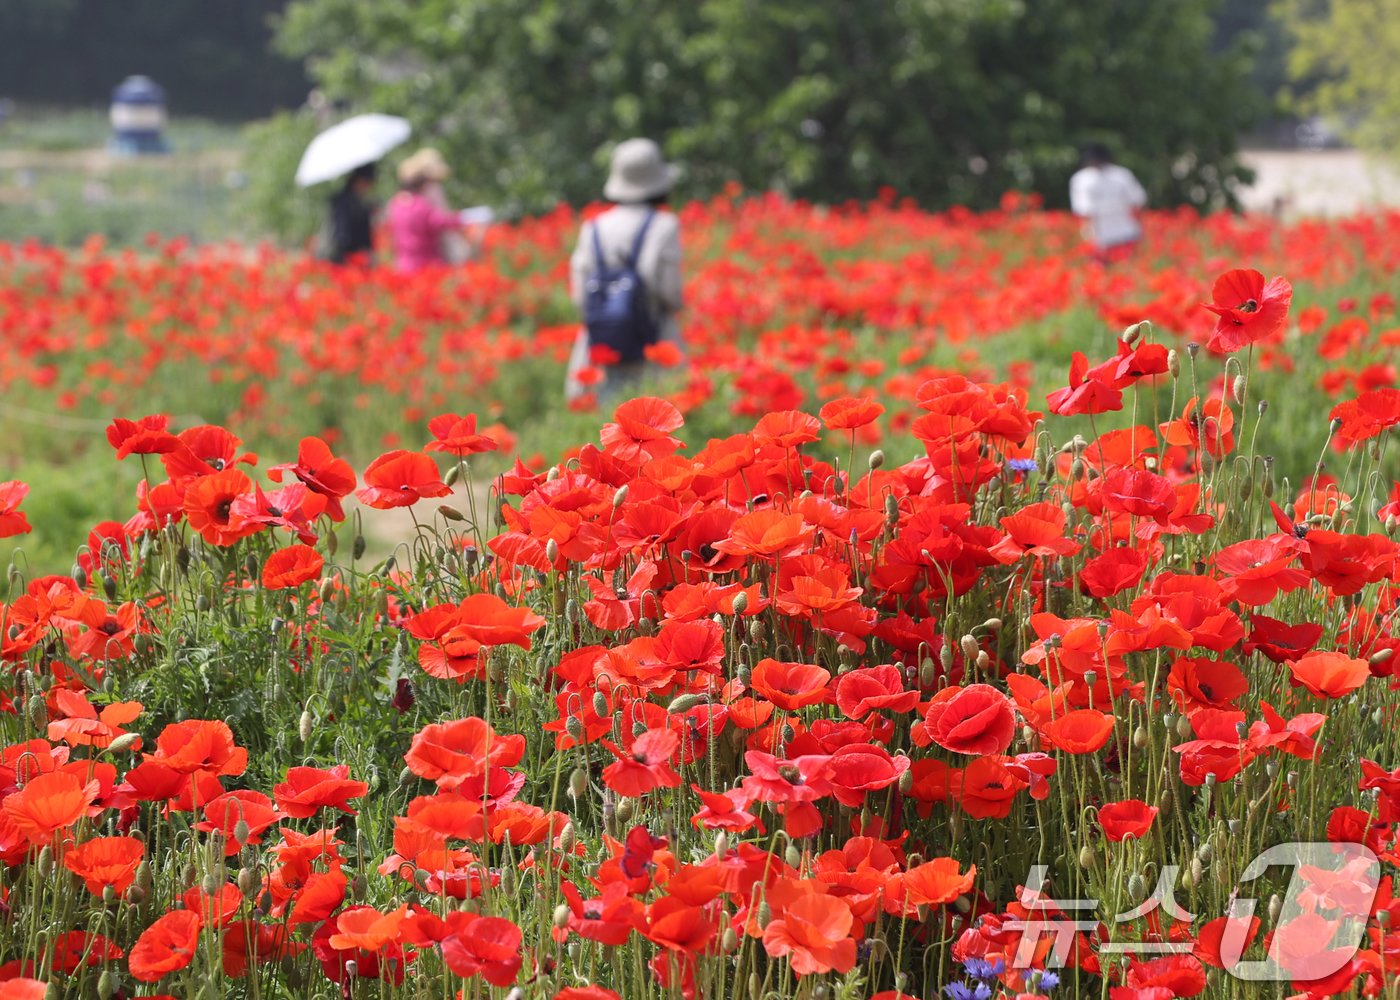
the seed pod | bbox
[26,694,47,730]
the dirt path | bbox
[1236,149,1400,217]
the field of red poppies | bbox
[0,197,1397,1000]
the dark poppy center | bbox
[777,764,803,784]
[266,505,283,517]
[216,500,233,521]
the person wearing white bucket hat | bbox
[565,138,684,403]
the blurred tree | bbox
[272,0,1258,216]
[0,0,306,120]
[1278,0,1399,149]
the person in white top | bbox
[1069,143,1147,261]
[566,138,684,403]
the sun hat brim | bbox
[604,163,680,203]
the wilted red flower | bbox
[1202,268,1293,353]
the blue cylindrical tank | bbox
[109,76,169,154]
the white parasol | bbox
[294,114,411,187]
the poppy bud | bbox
[667,693,705,713]
[100,571,118,600]
[1070,458,1085,481]
[615,798,634,824]
[1373,649,1395,668]
[898,767,913,794]
[1268,893,1282,923]
[1231,374,1248,406]
[939,643,954,670]
[729,589,749,616]
[919,657,937,687]
[1228,818,1242,834]
[444,463,462,487]
[1379,910,1392,929]
[195,594,211,612]
[325,531,339,557]
[569,767,588,799]
[868,449,885,470]
[344,960,358,980]
[613,485,628,508]
[565,598,579,623]
[238,867,258,896]
[233,819,251,844]
[1078,845,1095,869]
[784,844,801,869]
[1167,348,1180,377]
[721,926,739,953]
[299,709,314,742]
[592,691,609,718]
[959,634,979,661]
[1127,873,1146,900]
[1132,725,1148,750]
[36,846,53,878]
[553,903,571,929]
[975,650,990,672]
[545,538,559,564]
[1197,842,1214,866]
[96,969,119,1000]
[756,901,772,929]
[26,694,46,730]
[1175,715,1192,740]
[136,861,152,893]
[565,715,585,742]
[1157,790,1172,818]
[714,831,729,860]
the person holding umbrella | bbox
[294,113,413,266]
[384,148,485,274]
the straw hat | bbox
[398,147,451,185]
[603,138,678,202]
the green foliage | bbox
[239,110,326,245]
[1278,0,1400,150]
[268,0,1258,218]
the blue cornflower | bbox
[943,983,975,1000]
[1038,970,1061,990]
[964,955,1006,980]
[1007,458,1038,473]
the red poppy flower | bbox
[749,658,831,711]
[1202,268,1293,353]
[439,913,523,980]
[128,910,202,982]
[820,395,884,430]
[990,501,1080,562]
[45,689,142,749]
[1160,396,1236,458]
[1329,387,1400,445]
[903,857,977,907]
[355,450,451,508]
[1046,351,1123,416]
[602,727,682,797]
[2,770,100,846]
[106,414,179,459]
[261,544,324,589]
[599,397,684,464]
[182,468,258,547]
[762,893,856,976]
[1288,650,1371,699]
[0,981,48,1000]
[126,719,248,811]
[556,988,624,1000]
[753,409,822,448]
[915,684,1015,756]
[0,482,32,538]
[1041,709,1115,754]
[62,835,144,896]
[197,789,278,855]
[274,764,369,818]
[712,509,814,560]
[1098,799,1159,842]
[835,664,920,720]
[1167,656,1249,715]
[328,905,410,952]
[404,717,526,789]
[267,436,357,521]
[644,896,718,954]
[949,755,1029,819]
[424,413,501,456]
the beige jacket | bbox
[569,205,683,335]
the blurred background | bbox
[0,0,1395,247]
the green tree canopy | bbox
[273,0,1258,214]
[1278,0,1400,151]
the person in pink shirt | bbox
[385,148,482,274]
